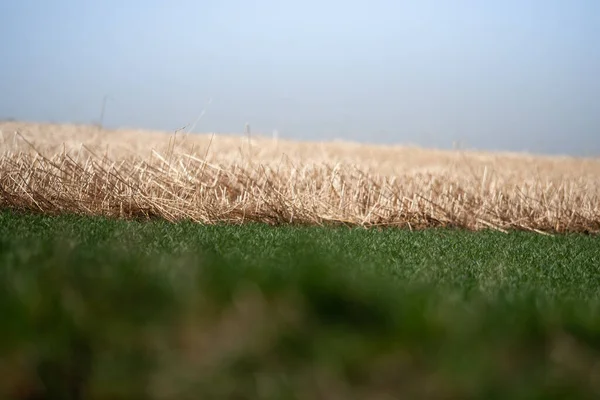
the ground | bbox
[1,122,599,399]
[1,211,599,399]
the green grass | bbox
[1,210,599,399]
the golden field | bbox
[1,120,599,233]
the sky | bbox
[1,0,599,156]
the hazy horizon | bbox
[1,1,599,156]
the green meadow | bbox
[1,210,599,399]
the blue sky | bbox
[1,0,599,155]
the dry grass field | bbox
[1,120,599,233]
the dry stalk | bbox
[1,121,599,234]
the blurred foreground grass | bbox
[0,211,599,399]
